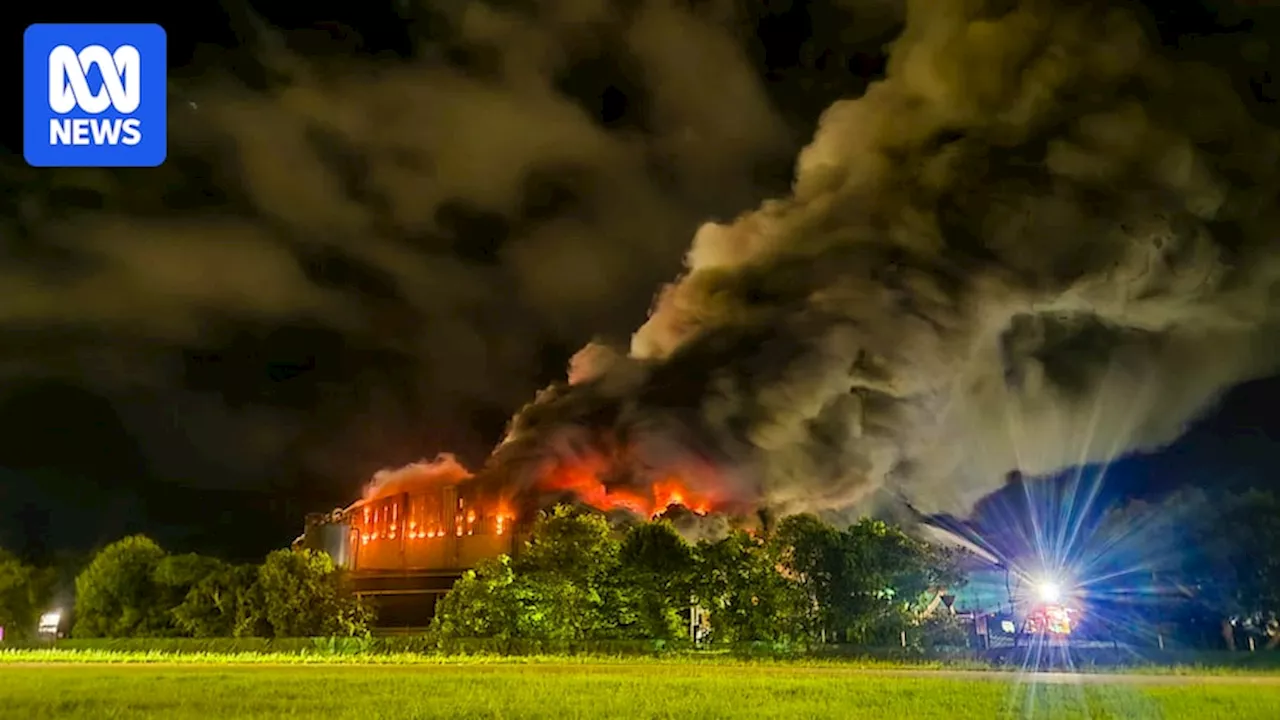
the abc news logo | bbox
[23,24,167,168]
[48,44,144,147]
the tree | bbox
[829,518,939,644]
[1180,489,1280,649]
[693,529,807,643]
[619,520,697,639]
[431,555,522,639]
[73,535,170,638]
[771,516,964,644]
[433,506,640,641]
[256,548,372,637]
[771,514,845,639]
[172,563,266,638]
[509,506,632,640]
[0,549,51,641]
[154,553,227,618]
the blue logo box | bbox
[23,23,167,167]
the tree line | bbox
[1,535,371,640]
[1,508,965,645]
[6,487,1279,647]
[431,507,968,647]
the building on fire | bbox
[296,468,529,629]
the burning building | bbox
[299,450,725,627]
[297,455,525,627]
[303,0,1280,627]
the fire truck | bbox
[1021,580,1079,637]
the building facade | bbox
[299,481,526,629]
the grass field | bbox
[3,661,1280,719]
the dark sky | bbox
[1,0,1277,563]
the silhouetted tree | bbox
[0,548,52,641]
[620,520,697,639]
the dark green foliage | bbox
[72,537,371,639]
[693,529,809,643]
[432,556,521,639]
[73,535,171,638]
[65,510,963,645]
[619,521,697,640]
[512,507,631,640]
[1190,489,1280,619]
[172,564,266,638]
[434,507,639,641]
[154,554,228,626]
[770,516,963,644]
[0,549,52,642]
[433,507,968,646]
[256,549,373,638]
[914,612,970,650]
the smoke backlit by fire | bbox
[539,457,716,518]
[360,0,1280,527]
[362,454,473,500]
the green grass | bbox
[2,662,1280,719]
[0,647,979,669]
[9,646,1280,676]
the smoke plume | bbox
[489,0,1280,518]
[361,453,474,501]
[0,0,799,492]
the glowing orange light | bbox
[537,449,716,518]
[650,478,712,518]
[494,499,513,536]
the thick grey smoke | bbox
[491,0,1280,517]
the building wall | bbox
[346,484,518,572]
[304,483,524,628]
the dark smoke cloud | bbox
[1,0,808,492]
[491,0,1280,518]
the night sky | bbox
[1,0,1277,564]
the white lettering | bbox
[48,44,141,115]
[50,118,144,146]
[72,119,91,145]
[120,119,142,146]
[49,119,71,144]
[91,118,121,144]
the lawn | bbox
[2,662,1280,719]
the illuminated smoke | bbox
[0,0,793,492]
[362,453,473,501]
[487,0,1280,519]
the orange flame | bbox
[347,440,725,559]
[495,500,514,535]
[652,477,712,516]
[537,454,716,519]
